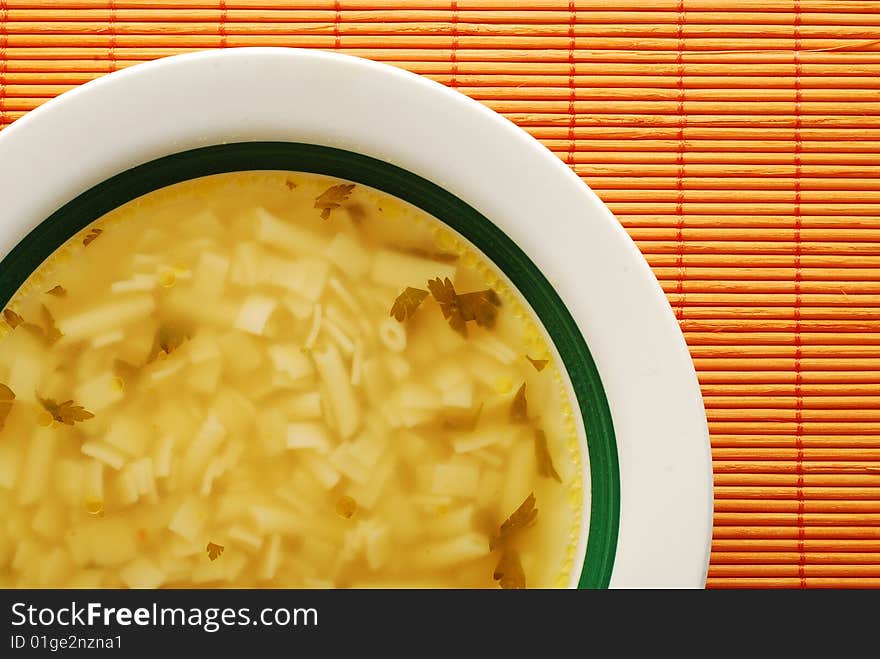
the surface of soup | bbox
[0,171,584,588]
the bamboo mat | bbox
[2,0,880,589]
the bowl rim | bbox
[0,47,713,588]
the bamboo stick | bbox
[424,62,880,76]
[633,229,880,242]
[688,321,880,334]
[540,127,880,140]
[714,473,880,486]
[10,33,880,52]
[713,526,880,539]
[707,422,878,438]
[473,75,880,91]
[712,432,880,444]
[701,361,880,375]
[701,373,880,387]
[0,60,142,73]
[12,90,880,113]
[707,410,880,422]
[714,512,880,527]
[4,20,880,41]
[5,9,880,28]
[68,96,880,116]
[576,151,880,164]
[530,115,880,129]
[712,447,880,459]
[709,422,880,435]
[715,486,880,499]
[700,382,880,398]
[684,311,880,323]
[645,243,880,257]
[716,502,880,515]
[706,403,880,415]
[7,58,880,79]
[706,410,880,424]
[8,71,880,93]
[668,283,880,296]
[2,0,878,12]
[572,159,879,173]
[623,216,880,229]
[712,460,880,473]
[687,331,880,345]
[573,163,880,179]
[9,97,880,140]
[682,309,880,322]
[3,87,78,98]
[712,434,879,448]
[693,346,880,360]
[711,436,880,448]
[691,358,880,372]
[711,429,880,443]
[12,81,880,104]
[712,445,880,456]
[646,254,880,268]
[12,106,880,133]
[708,577,880,588]
[648,254,880,267]
[1,72,109,85]
[672,298,880,311]
[709,564,880,577]
[657,269,880,282]
[570,142,880,156]
[20,73,880,90]
[468,87,880,101]
[587,166,880,179]
[714,539,880,551]
[658,282,880,294]
[624,208,877,220]
[5,46,880,66]
[5,59,880,79]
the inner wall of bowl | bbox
[535,314,592,587]
[421,219,593,588]
[0,142,619,588]
[388,191,593,587]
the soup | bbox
[0,171,584,588]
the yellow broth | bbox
[0,171,584,588]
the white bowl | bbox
[0,47,713,588]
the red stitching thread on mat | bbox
[108,0,117,72]
[450,0,458,89]
[566,0,575,167]
[219,0,227,49]
[334,1,341,51]
[0,0,7,128]
[675,0,686,321]
[794,0,805,591]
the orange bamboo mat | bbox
[2,0,880,589]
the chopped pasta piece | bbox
[312,342,360,440]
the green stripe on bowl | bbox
[0,142,620,588]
